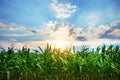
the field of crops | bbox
[0,44,120,80]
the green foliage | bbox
[0,45,120,80]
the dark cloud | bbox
[76,36,87,41]
[28,29,37,33]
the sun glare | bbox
[54,40,65,48]
[48,40,70,49]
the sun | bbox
[54,40,65,48]
[47,40,68,49]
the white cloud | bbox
[0,22,47,37]
[44,20,120,41]
[97,20,120,39]
[45,21,90,41]
[1,33,32,37]
[108,29,120,37]
[45,21,75,41]
[0,22,30,31]
[46,21,58,29]
[0,22,23,31]
[9,39,17,42]
[53,0,58,3]
[0,22,86,41]
[112,29,120,37]
[110,20,120,27]
[50,0,77,19]
[83,20,120,39]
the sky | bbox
[0,0,120,50]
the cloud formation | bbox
[50,0,77,19]
[0,22,24,31]
[0,18,120,48]
[0,19,120,50]
[99,20,120,39]
[0,33,32,37]
[0,22,44,36]
[1,19,120,42]
[45,21,86,41]
[0,22,47,42]
[109,29,120,37]
[46,20,120,41]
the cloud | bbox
[45,21,86,41]
[0,22,29,32]
[0,22,47,36]
[52,0,58,3]
[73,38,120,46]
[109,29,120,37]
[0,33,32,37]
[0,22,23,31]
[76,36,87,41]
[0,19,120,50]
[50,0,77,19]
[79,20,120,40]
[46,21,75,41]
[0,22,49,42]
[99,20,120,39]
[0,22,87,41]
[1,19,120,42]
[44,20,120,41]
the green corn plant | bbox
[0,44,120,79]
[101,44,106,54]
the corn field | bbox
[0,44,120,80]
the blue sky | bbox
[0,0,120,49]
